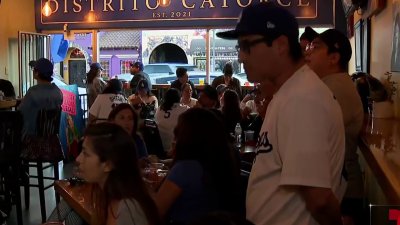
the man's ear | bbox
[273,35,290,56]
[329,52,340,66]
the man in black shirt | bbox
[170,67,197,98]
[129,62,152,94]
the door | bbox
[68,60,86,87]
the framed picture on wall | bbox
[391,0,400,71]
[362,18,371,73]
[354,20,363,72]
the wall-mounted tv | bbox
[342,0,368,17]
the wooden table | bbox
[0,99,16,109]
[54,180,94,224]
[358,116,400,204]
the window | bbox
[120,60,134,74]
[100,60,110,78]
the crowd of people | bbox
[0,2,370,225]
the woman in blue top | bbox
[154,108,241,225]
[108,103,148,160]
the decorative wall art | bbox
[391,0,400,71]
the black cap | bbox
[90,62,103,71]
[300,26,319,42]
[318,29,352,64]
[130,62,144,71]
[32,58,54,81]
[216,2,299,41]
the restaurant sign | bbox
[36,0,334,30]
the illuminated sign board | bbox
[35,0,334,30]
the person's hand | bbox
[242,94,253,103]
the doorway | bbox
[68,60,87,87]
[149,43,187,64]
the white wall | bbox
[0,0,36,95]
[350,1,400,117]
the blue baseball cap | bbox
[130,62,144,71]
[216,2,299,42]
[33,58,54,81]
[90,62,103,70]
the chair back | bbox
[141,119,166,159]
[36,107,61,137]
[0,111,23,163]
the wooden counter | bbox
[358,116,400,204]
[54,180,94,223]
[0,99,16,109]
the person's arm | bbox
[154,180,182,218]
[240,94,253,109]
[211,76,218,88]
[88,96,101,124]
[152,96,159,109]
[235,79,242,99]
[298,186,343,225]
[17,88,33,112]
[190,81,197,98]
[88,113,97,124]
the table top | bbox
[0,99,16,109]
[54,180,94,223]
[359,116,400,204]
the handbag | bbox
[21,134,65,162]
[139,102,156,119]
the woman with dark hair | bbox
[180,82,198,108]
[89,79,127,124]
[155,88,189,152]
[220,89,242,134]
[77,123,160,225]
[154,108,241,225]
[47,123,160,225]
[87,63,106,108]
[129,79,158,120]
[108,103,148,159]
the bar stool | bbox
[0,111,23,225]
[21,107,64,223]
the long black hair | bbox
[86,68,100,84]
[173,108,240,212]
[84,123,160,225]
[221,89,242,134]
[107,103,139,136]
[161,88,181,112]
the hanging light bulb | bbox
[42,0,53,17]
[86,11,97,22]
[159,0,171,7]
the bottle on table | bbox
[234,123,242,149]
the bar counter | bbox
[358,116,400,204]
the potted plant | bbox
[372,72,397,118]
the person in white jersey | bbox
[217,3,346,225]
[306,29,365,225]
[155,88,189,153]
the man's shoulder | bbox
[139,71,149,77]
[171,79,180,86]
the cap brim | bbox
[29,60,37,68]
[216,30,240,39]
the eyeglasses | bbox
[235,37,271,54]
[306,40,339,53]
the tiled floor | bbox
[6,162,73,225]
